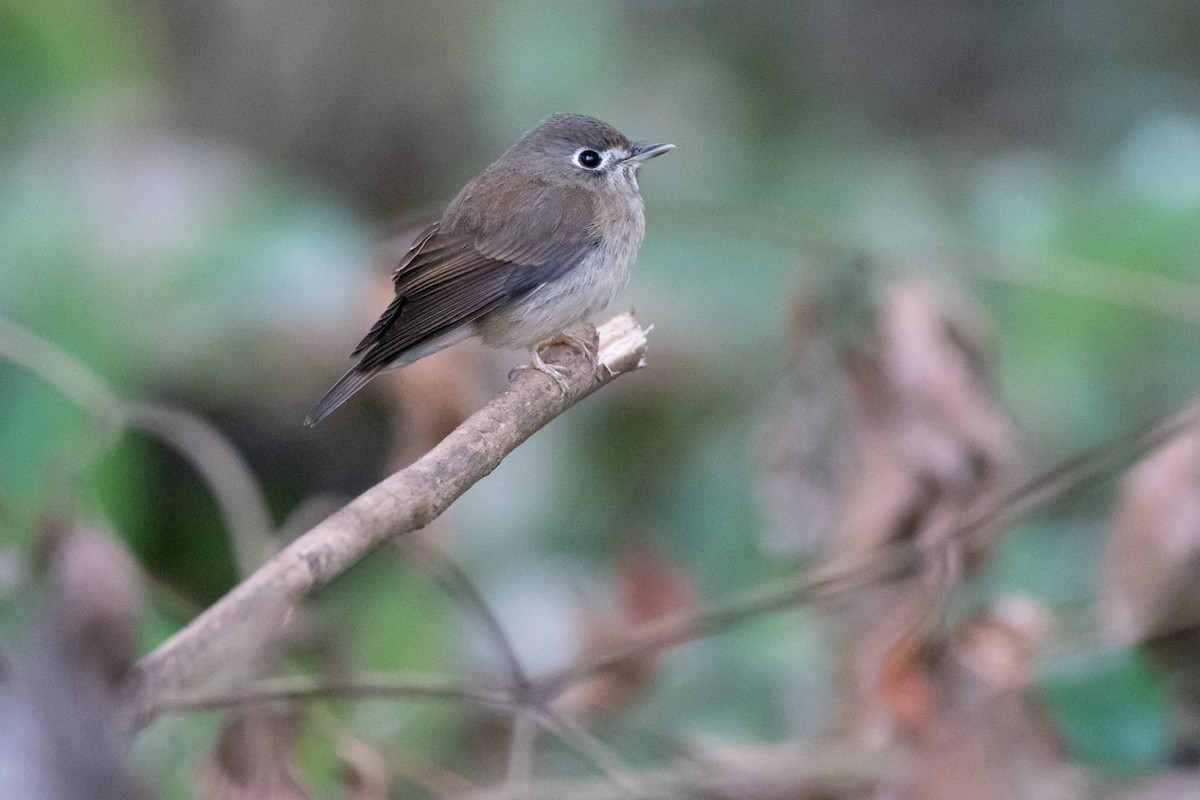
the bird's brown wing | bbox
[348,222,440,357]
[304,186,597,425]
[353,181,599,369]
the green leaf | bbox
[1037,647,1173,770]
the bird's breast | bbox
[476,193,646,349]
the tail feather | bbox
[303,365,382,427]
[305,324,476,426]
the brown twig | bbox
[126,314,650,726]
[532,709,644,794]
[467,742,900,800]
[152,672,516,715]
[137,397,1198,799]
[503,710,538,796]
[399,539,530,689]
[988,253,1200,326]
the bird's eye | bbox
[575,149,603,170]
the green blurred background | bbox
[3,0,1200,794]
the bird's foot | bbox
[549,324,601,369]
[508,325,601,393]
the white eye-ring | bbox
[572,148,606,170]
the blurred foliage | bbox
[0,0,149,120]
[4,0,1200,796]
[1039,648,1174,770]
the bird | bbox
[304,113,673,426]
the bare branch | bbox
[503,711,538,796]
[152,672,516,714]
[127,314,650,726]
[989,253,1200,326]
[467,742,899,800]
[533,551,901,702]
[533,709,644,794]
[142,395,1200,735]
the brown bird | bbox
[305,113,673,425]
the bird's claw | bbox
[509,326,601,394]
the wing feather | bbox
[355,183,598,368]
[306,175,599,425]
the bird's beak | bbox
[624,142,675,163]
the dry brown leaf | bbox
[878,627,936,736]
[888,600,1082,800]
[195,707,311,800]
[895,710,1085,800]
[336,731,388,800]
[830,279,1015,566]
[1100,416,1200,644]
[47,524,142,684]
[1098,416,1200,758]
[955,595,1054,694]
[616,542,698,627]
[555,543,698,716]
[795,276,1018,742]
[761,269,1015,561]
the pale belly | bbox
[475,233,641,349]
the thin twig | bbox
[532,551,900,702]
[534,709,644,795]
[127,314,650,726]
[533,399,1200,701]
[468,741,899,800]
[138,388,1200,759]
[146,398,1200,734]
[989,253,1200,326]
[401,539,529,690]
[504,711,538,796]
[152,672,516,715]
[157,671,642,793]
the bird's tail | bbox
[305,325,475,426]
[303,365,382,427]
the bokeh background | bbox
[4,0,1200,797]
